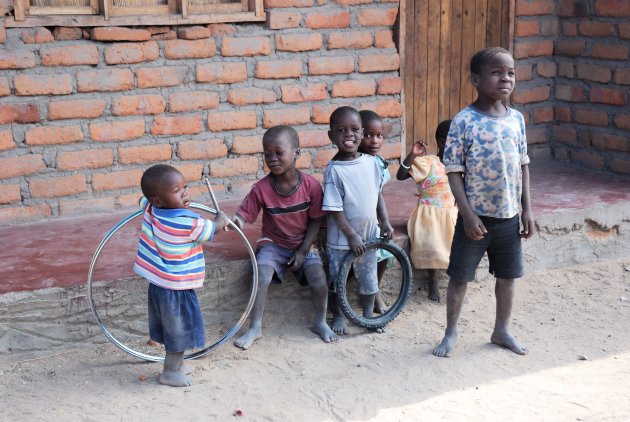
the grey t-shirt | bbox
[322,154,383,250]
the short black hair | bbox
[435,120,452,140]
[140,164,179,198]
[470,47,511,74]
[329,106,360,130]
[359,110,382,129]
[262,125,299,149]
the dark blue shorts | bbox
[447,214,524,283]
[148,283,205,353]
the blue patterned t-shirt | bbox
[443,105,530,219]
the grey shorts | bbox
[256,241,323,284]
[327,248,379,295]
[447,214,524,282]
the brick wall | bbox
[512,0,629,174]
[0,0,402,226]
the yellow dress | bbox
[407,155,458,269]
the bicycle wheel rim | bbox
[335,240,413,329]
[87,203,258,362]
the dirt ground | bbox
[1,258,629,421]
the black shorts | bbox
[447,214,524,283]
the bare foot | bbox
[159,370,192,387]
[370,326,385,334]
[374,294,387,314]
[234,327,262,350]
[180,361,194,375]
[331,315,349,335]
[311,321,338,343]
[491,331,528,355]
[432,331,457,357]
[428,288,441,302]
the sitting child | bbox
[396,120,458,302]
[358,110,394,314]
[133,164,229,387]
[232,125,337,350]
[323,106,394,335]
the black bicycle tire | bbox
[335,240,413,329]
[87,203,258,362]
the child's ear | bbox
[294,148,301,160]
[328,130,333,142]
[149,196,162,208]
[471,74,479,87]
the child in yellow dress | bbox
[396,120,457,302]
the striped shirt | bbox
[133,197,215,290]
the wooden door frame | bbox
[397,0,515,157]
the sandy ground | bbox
[1,258,629,421]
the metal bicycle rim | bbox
[87,203,258,362]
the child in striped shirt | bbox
[133,164,229,387]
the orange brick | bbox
[577,63,611,83]
[553,126,577,145]
[25,125,83,146]
[151,115,202,136]
[514,39,554,58]
[0,205,51,225]
[536,61,556,77]
[515,0,554,16]
[57,149,114,170]
[177,26,211,40]
[554,106,571,122]
[112,94,166,116]
[118,144,172,164]
[152,31,176,41]
[177,139,227,160]
[511,86,550,104]
[207,111,257,131]
[308,56,354,75]
[574,150,604,170]
[296,152,312,169]
[556,85,585,102]
[614,68,630,85]
[0,22,5,44]
[104,42,159,64]
[268,11,302,30]
[554,39,586,56]
[334,0,372,4]
[210,156,259,178]
[90,120,145,142]
[281,83,328,103]
[591,43,628,60]
[305,11,350,29]
[332,79,376,97]
[620,23,630,39]
[0,49,36,69]
[590,87,626,105]
[575,109,608,126]
[20,27,53,44]
[169,91,219,112]
[592,131,630,152]
[14,74,73,96]
[40,45,99,66]
[137,66,188,88]
[379,142,400,159]
[614,114,630,130]
[0,129,14,151]
[59,197,116,217]
[328,31,372,49]
[275,33,322,52]
[196,62,248,83]
[579,21,614,36]
[48,99,106,120]
[0,184,20,204]
[374,30,395,48]
[118,193,142,209]
[358,53,399,72]
[312,104,349,124]
[221,37,272,56]
[207,24,237,36]
[377,76,401,94]
[164,39,216,60]
[263,107,310,127]
[227,87,276,105]
[562,21,578,36]
[92,169,143,192]
[297,129,328,147]
[360,99,402,117]
[231,135,263,154]
[29,174,87,198]
[264,0,313,7]
[53,27,83,40]
[515,20,539,37]
[595,0,630,17]
[0,78,9,96]
[314,149,337,167]
[533,107,554,123]
[177,163,205,182]
[255,60,302,79]
[357,8,398,26]
[91,27,151,42]
[77,69,134,92]
[558,61,574,78]
[0,103,40,124]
